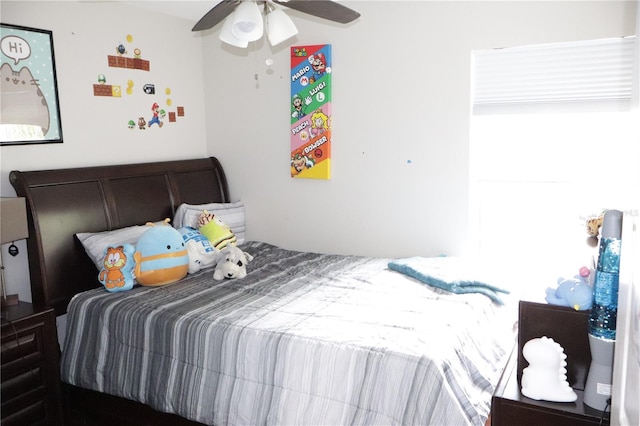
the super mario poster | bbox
[290,44,332,179]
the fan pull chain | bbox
[253,40,260,89]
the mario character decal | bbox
[291,152,315,173]
[128,102,175,130]
[291,44,332,180]
[116,43,127,56]
[148,102,164,128]
[291,94,310,119]
[309,52,327,84]
[310,109,329,138]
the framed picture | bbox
[0,23,63,146]
[290,44,332,180]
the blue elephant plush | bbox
[545,269,593,311]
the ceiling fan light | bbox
[266,7,298,46]
[220,12,249,48]
[231,1,263,42]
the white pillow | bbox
[173,201,246,244]
[76,224,156,270]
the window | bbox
[470,37,639,274]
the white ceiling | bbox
[115,0,355,26]
[138,1,219,21]
[81,0,361,31]
[124,1,218,22]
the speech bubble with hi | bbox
[1,35,31,65]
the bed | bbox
[10,157,517,426]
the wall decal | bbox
[148,102,164,128]
[143,83,155,94]
[0,23,63,145]
[93,74,121,97]
[128,103,183,130]
[108,42,149,71]
[90,34,186,132]
[290,44,332,179]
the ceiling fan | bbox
[192,0,361,47]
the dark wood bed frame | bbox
[10,157,230,425]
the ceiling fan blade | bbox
[273,0,361,24]
[192,0,241,32]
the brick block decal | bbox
[93,84,113,97]
[108,55,150,71]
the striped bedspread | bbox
[61,241,517,426]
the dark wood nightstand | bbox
[1,301,64,425]
[490,301,610,426]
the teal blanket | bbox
[388,257,510,305]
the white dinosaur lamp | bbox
[521,336,578,402]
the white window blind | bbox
[472,37,636,114]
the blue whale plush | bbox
[545,269,593,311]
[134,222,189,286]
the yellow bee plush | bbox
[198,210,237,250]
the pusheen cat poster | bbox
[0,24,63,145]
[290,44,331,180]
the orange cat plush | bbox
[98,244,136,292]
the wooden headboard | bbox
[9,157,230,316]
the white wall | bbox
[611,2,640,424]
[1,1,209,301]
[0,1,636,302]
[203,1,636,258]
[0,2,209,196]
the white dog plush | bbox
[213,245,254,280]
